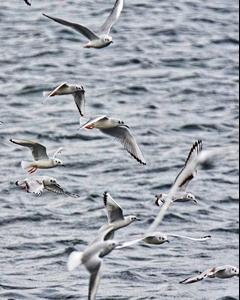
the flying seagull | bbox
[16,176,79,197]
[68,240,121,300]
[180,265,239,284]
[43,0,124,49]
[81,116,146,165]
[155,140,203,207]
[10,139,63,174]
[46,83,86,117]
[93,192,140,243]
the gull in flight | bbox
[155,140,203,207]
[180,265,239,284]
[68,240,121,300]
[116,232,211,249]
[10,139,63,174]
[16,176,79,197]
[46,83,86,117]
[93,192,140,243]
[81,116,146,165]
[43,0,124,49]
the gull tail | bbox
[67,251,83,272]
[21,161,33,172]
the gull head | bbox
[144,233,169,245]
[126,215,141,224]
[230,266,239,277]
[43,177,57,185]
[102,35,113,45]
[155,194,166,206]
[186,193,197,204]
[53,159,64,166]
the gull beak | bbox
[136,217,141,221]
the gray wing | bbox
[10,139,49,160]
[100,126,146,165]
[180,269,211,284]
[100,0,124,35]
[174,140,203,190]
[103,192,124,223]
[44,183,79,198]
[73,89,86,117]
[88,262,102,300]
[43,14,99,41]
[168,234,211,242]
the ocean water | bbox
[0,0,239,299]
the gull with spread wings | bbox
[10,139,63,174]
[155,140,203,207]
[46,83,86,117]
[43,0,124,49]
[81,116,146,165]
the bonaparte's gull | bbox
[16,176,79,197]
[93,192,140,243]
[46,83,86,117]
[68,240,121,300]
[180,265,239,284]
[81,116,146,165]
[155,140,203,207]
[43,0,124,49]
[116,233,211,249]
[10,139,63,174]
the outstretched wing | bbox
[168,234,211,242]
[43,14,99,41]
[174,140,203,190]
[100,126,146,165]
[88,262,102,300]
[47,83,69,97]
[73,88,86,117]
[100,0,124,35]
[10,139,49,160]
[180,269,212,284]
[103,192,124,223]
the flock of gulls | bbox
[4,0,238,299]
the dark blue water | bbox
[0,0,239,299]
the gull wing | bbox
[88,262,102,300]
[168,234,211,242]
[116,238,144,249]
[43,14,99,41]
[10,139,49,160]
[100,126,146,165]
[73,88,86,117]
[100,0,124,35]
[180,269,212,284]
[23,0,31,6]
[174,140,203,191]
[81,116,108,129]
[47,83,69,97]
[103,192,124,223]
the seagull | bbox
[93,192,140,243]
[16,176,79,197]
[46,83,86,117]
[23,0,31,6]
[180,265,239,284]
[43,0,124,49]
[81,116,146,165]
[10,139,64,174]
[68,240,121,300]
[155,140,203,207]
[116,232,211,249]
[148,140,205,233]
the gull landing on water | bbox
[155,140,203,207]
[180,265,239,284]
[46,83,86,117]
[43,0,124,49]
[16,176,79,198]
[10,139,64,174]
[81,116,146,165]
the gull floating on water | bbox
[116,232,211,249]
[93,192,140,243]
[16,176,79,197]
[68,240,121,300]
[155,140,203,207]
[10,139,63,174]
[43,0,124,49]
[46,83,86,117]
[180,265,239,284]
[81,116,146,165]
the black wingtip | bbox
[103,191,108,206]
[24,0,31,6]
